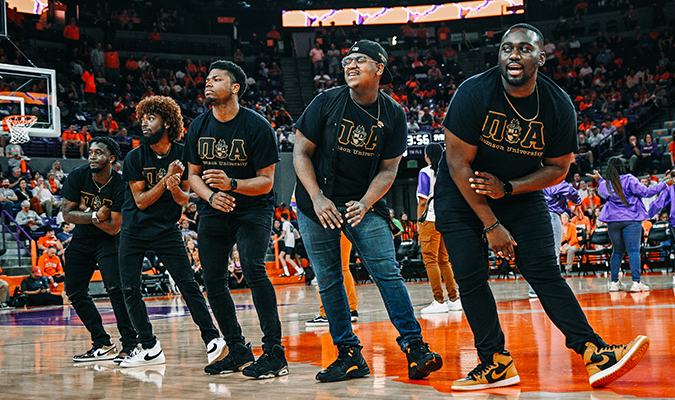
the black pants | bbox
[437,187,602,363]
[64,236,138,349]
[119,229,220,348]
[27,292,63,306]
[198,211,282,352]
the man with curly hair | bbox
[117,95,226,368]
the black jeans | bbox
[198,211,282,352]
[27,292,63,306]
[438,189,602,362]
[64,236,138,349]
[119,229,220,348]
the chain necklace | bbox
[92,173,113,193]
[150,143,171,159]
[351,96,384,128]
[503,84,539,122]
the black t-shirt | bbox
[184,108,279,217]
[21,276,48,292]
[121,142,188,238]
[60,165,126,239]
[295,93,407,205]
[435,67,578,229]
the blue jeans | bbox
[550,212,563,260]
[607,221,643,282]
[298,208,422,348]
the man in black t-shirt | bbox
[435,23,649,391]
[61,136,138,363]
[294,40,442,383]
[117,96,225,369]
[185,60,288,378]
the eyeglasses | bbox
[341,55,377,68]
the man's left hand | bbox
[345,200,367,227]
[203,169,233,191]
[469,171,506,199]
[165,173,181,190]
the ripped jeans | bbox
[65,236,138,349]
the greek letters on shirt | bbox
[336,118,378,156]
[480,111,545,158]
[142,167,167,189]
[79,190,114,211]
[197,137,249,166]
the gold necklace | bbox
[503,84,539,122]
[351,96,384,128]
[92,173,113,193]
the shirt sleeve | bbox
[295,92,327,145]
[60,168,82,203]
[122,149,144,182]
[648,187,671,218]
[626,175,666,198]
[442,80,483,146]
[110,180,126,213]
[185,115,205,166]
[380,105,408,160]
[544,93,579,158]
[249,113,280,171]
[417,170,431,198]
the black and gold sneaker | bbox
[316,344,370,382]
[73,343,118,363]
[583,335,650,388]
[452,351,520,391]
[405,339,443,380]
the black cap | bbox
[346,40,392,85]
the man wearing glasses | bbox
[293,40,442,383]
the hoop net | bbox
[3,115,37,144]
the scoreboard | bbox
[405,131,445,158]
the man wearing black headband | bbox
[294,39,442,383]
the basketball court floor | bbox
[1,273,674,400]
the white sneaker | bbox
[447,298,463,311]
[420,300,448,314]
[206,337,227,364]
[672,275,675,285]
[630,281,650,292]
[72,344,118,362]
[608,281,623,292]
[119,340,165,368]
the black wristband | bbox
[483,220,501,235]
[208,192,215,206]
[502,181,513,195]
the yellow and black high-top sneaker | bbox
[316,344,370,382]
[452,351,520,391]
[405,339,443,380]
[583,335,650,388]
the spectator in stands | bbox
[7,167,23,190]
[46,171,61,195]
[5,141,25,175]
[640,133,661,173]
[0,271,8,308]
[104,44,120,85]
[32,176,59,217]
[587,126,603,148]
[622,3,638,31]
[62,124,86,159]
[124,54,139,76]
[148,27,161,41]
[274,202,296,221]
[15,200,42,236]
[622,135,642,174]
[560,212,581,275]
[103,113,119,135]
[91,113,106,135]
[407,115,420,131]
[575,132,594,171]
[313,69,331,91]
[326,43,341,78]
[582,187,602,218]
[91,43,105,77]
[0,178,18,222]
[14,178,40,214]
[180,219,198,244]
[437,21,450,48]
[20,267,67,306]
[57,222,74,251]
[419,106,433,126]
[38,245,65,287]
[274,107,293,128]
[37,226,64,255]
[309,42,325,75]
[63,18,80,54]
[571,205,592,235]
[51,161,66,182]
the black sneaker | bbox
[242,344,289,379]
[305,315,329,326]
[316,344,370,382]
[405,339,443,380]
[73,343,118,362]
[350,310,359,322]
[204,342,254,375]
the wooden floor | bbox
[1,272,674,400]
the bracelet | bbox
[163,179,168,190]
[208,192,215,206]
[483,221,501,235]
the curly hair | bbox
[90,136,122,162]
[136,95,185,142]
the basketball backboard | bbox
[0,63,59,138]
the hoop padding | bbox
[3,115,37,144]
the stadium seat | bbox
[653,128,669,137]
[664,121,675,130]
[641,221,673,272]
[579,225,611,275]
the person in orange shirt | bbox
[37,226,64,255]
[38,245,65,287]
[611,110,628,131]
[82,68,97,111]
[104,44,120,85]
[63,18,80,53]
[581,187,602,219]
[571,205,592,236]
[104,113,119,135]
[437,22,450,47]
[62,124,87,159]
[561,212,581,275]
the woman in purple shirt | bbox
[639,133,661,174]
[588,157,673,292]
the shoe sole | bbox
[420,309,449,314]
[242,365,290,379]
[305,322,329,326]
[409,353,443,380]
[120,357,166,368]
[73,354,118,362]
[316,365,371,382]
[589,335,650,388]
[452,375,521,391]
[205,361,253,375]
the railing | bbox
[1,210,35,269]
[293,35,307,110]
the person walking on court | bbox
[186,60,288,379]
[589,157,673,293]
[60,136,138,363]
[294,39,442,383]
[416,143,461,314]
[434,24,650,390]
[117,95,226,368]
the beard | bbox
[500,63,536,87]
[141,125,166,145]
[90,162,107,173]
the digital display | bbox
[282,0,524,27]
[7,0,48,15]
[407,132,445,147]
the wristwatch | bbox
[91,211,99,223]
[230,178,238,191]
[502,181,513,196]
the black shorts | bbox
[280,243,295,257]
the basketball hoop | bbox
[3,115,37,144]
